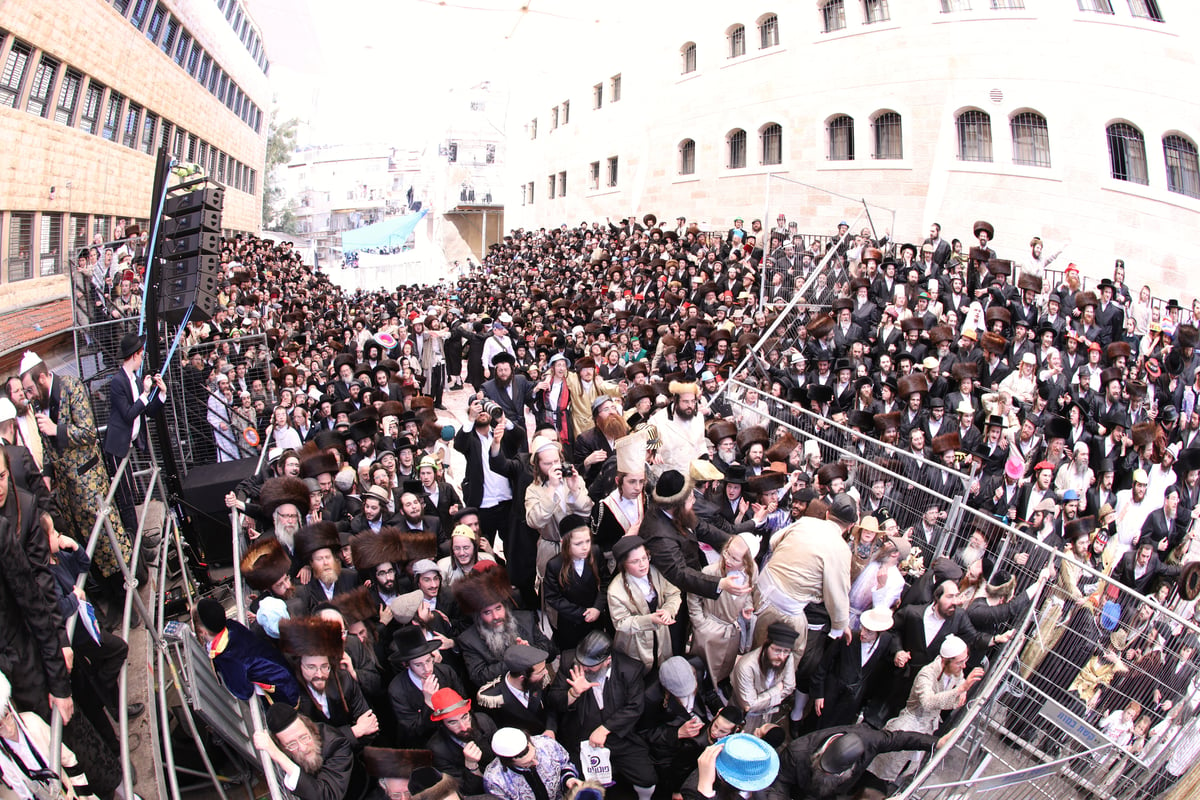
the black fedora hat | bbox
[119,331,146,360]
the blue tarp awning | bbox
[340,209,428,251]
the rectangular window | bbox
[680,140,696,175]
[8,212,34,282]
[529,118,537,139]
[1077,0,1114,11]
[729,25,746,57]
[548,175,556,200]
[226,0,236,21]
[175,31,191,66]
[593,83,602,109]
[607,156,619,187]
[70,214,89,255]
[864,0,891,24]
[822,0,846,31]
[248,169,256,196]
[79,81,103,134]
[590,161,600,190]
[759,15,779,48]
[172,126,185,159]
[93,215,111,243]
[39,213,63,277]
[990,0,1024,7]
[729,130,748,168]
[207,145,217,176]
[611,74,621,102]
[101,91,124,141]
[161,17,180,55]
[130,0,151,29]
[186,133,197,162]
[198,52,212,85]
[25,55,59,118]
[551,106,559,130]
[146,4,166,42]
[0,41,32,108]
[54,68,82,125]
[158,119,172,152]
[683,43,697,74]
[940,0,972,9]
[1127,0,1164,20]
[198,140,209,168]
[218,72,229,104]
[562,100,570,124]
[122,102,141,148]
[141,111,157,154]
[558,171,567,197]
[218,152,227,183]
[527,181,534,204]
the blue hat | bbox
[715,733,779,791]
[1100,600,1121,631]
[1062,489,1079,501]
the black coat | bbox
[428,713,498,796]
[297,668,374,751]
[456,609,556,690]
[102,368,164,458]
[766,725,939,800]
[641,507,730,600]
[298,569,361,614]
[296,722,371,800]
[810,631,898,729]
[546,649,645,747]
[475,673,550,735]
[388,661,465,747]
[572,427,614,486]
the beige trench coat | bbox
[608,566,682,672]
[688,560,760,684]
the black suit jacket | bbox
[891,603,980,677]
[3,444,51,512]
[482,376,535,423]
[388,661,464,747]
[102,369,164,457]
[428,714,497,796]
[297,668,373,750]
[546,649,645,746]
[299,569,361,614]
[476,673,550,735]
[296,723,370,800]
[572,427,614,485]
[641,508,730,600]
[810,631,897,728]
[456,609,557,690]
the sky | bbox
[249,0,608,148]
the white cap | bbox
[0,398,15,424]
[18,350,42,376]
[940,634,968,659]
[410,559,440,576]
[492,727,529,758]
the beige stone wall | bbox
[504,0,1200,295]
[0,0,269,300]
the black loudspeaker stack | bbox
[158,186,225,323]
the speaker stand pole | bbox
[143,146,211,587]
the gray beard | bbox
[960,543,984,567]
[478,613,520,659]
[276,526,296,552]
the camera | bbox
[561,464,576,478]
[481,399,502,419]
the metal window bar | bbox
[1078,0,1114,12]
[78,81,103,134]
[991,0,1025,8]
[762,124,783,166]
[146,4,166,43]
[0,41,32,107]
[822,0,847,32]
[25,55,58,118]
[829,116,855,161]
[1164,135,1200,199]
[680,140,696,174]
[1011,112,1051,167]
[607,156,618,186]
[54,68,81,125]
[7,211,34,281]
[873,112,903,159]
[129,0,151,29]
[101,91,124,141]
[759,15,779,49]
[1127,0,1164,21]
[122,103,142,149]
[682,43,697,73]
[39,213,62,276]
[940,0,972,10]
[729,130,747,168]
[729,25,746,58]
[957,110,993,162]
[1108,123,1148,184]
[864,0,890,24]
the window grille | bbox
[728,130,747,168]
[1011,112,1051,167]
[1107,123,1148,184]
[956,110,993,162]
[1164,135,1199,198]
[829,116,855,161]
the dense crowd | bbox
[4,214,1200,800]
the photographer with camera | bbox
[520,435,594,610]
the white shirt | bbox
[506,674,531,707]
[628,573,656,605]
[477,429,514,507]
[922,603,947,647]
[591,666,609,710]
[311,688,330,718]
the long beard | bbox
[297,745,324,775]
[675,506,699,532]
[959,543,984,567]
[598,412,629,441]
[675,403,697,421]
[276,526,296,552]
[717,449,736,465]
[478,613,520,658]
[315,560,341,586]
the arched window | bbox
[956,109,993,162]
[1164,135,1200,198]
[828,115,854,161]
[821,0,846,32]
[681,42,697,74]
[761,123,782,165]
[727,129,747,169]
[679,139,696,175]
[1107,123,1148,184]
[872,111,902,159]
[758,14,779,49]
[727,25,746,58]
[1011,111,1051,167]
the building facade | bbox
[0,0,269,307]
[504,0,1199,292]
